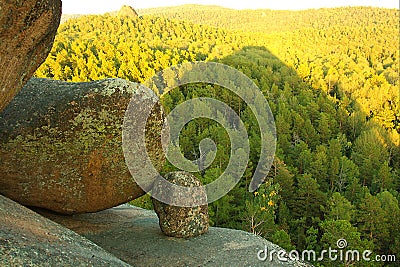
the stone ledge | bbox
[38,204,312,267]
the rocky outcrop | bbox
[37,203,311,267]
[0,0,62,111]
[118,5,139,18]
[0,195,129,266]
[152,171,209,238]
[2,195,311,266]
[0,78,166,214]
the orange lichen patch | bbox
[85,149,105,179]
[82,149,110,210]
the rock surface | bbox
[152,171,209,238]
[0,0,62,111]
[0,78,166,214]
[37,204,311,267]
[0,195,129,266]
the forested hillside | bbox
[37,5,399,266]
[140,5,397,33]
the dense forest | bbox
[37,5,399,266]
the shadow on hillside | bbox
[216,45,399,180]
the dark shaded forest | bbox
[36,5,399,266]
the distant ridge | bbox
[61,5,139,23]
[138,5,396,33]
[60,4,396,32]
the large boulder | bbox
[0,195,129,266]
[37,204,311,267]
[0,78,166,214]
[0,0,62,111]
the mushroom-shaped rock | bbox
[151,171,209,238]
[0,0,62,111]
[0,78,165,214]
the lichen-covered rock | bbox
[151,171,209,238]
[0,195,130,266]
[0,0,62,111]
[0,78,165,214]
